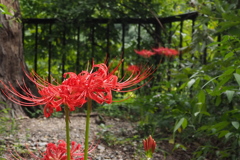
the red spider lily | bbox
[153,47,178,57]
[134,49,156,58]
[0,72,86,117]
[8,140,96,160]
[126,65,141,73]
[42,140,96,160]
[0,60,153,117]
[63,61,153,105]
[143,135,156,158]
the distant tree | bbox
[0,0,39,118]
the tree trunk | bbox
[0,0,39,118]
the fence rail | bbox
[22,11,198,81]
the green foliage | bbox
[0,103,17,157]
[0,3,13,16]
[0,3,14,28]
[19,0,240,159]
[97,1,240,158]
[97,123,139,147]
[20,0,194,19]
[0,107,17,136]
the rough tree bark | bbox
[0,0,38,118]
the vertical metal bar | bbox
[167,23,173,85]
[192,18,196,38]
[202,23,208,64]
[191,18,196,60]
[91,25,95,59]
[48,23,52,82]
[155,23,160,47]
[217,34,221,43]
[168,22,172,45]
[217,33,221,54]
[34,24,38,72]
[62,26,66,81]
[179,20,183,60]
[137,23,141,50]
[203,47,207,64]
[177,20,184,88]
[121,23,125,79]
[76,26,80,73]
[106,23,110,65]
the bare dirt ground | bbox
[1,113,193,160]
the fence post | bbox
[121,23,125,79]
[106,23,110,65]
[34,24,38,72]
[61,25,66,81]
[137,23,141,50]
[48,23,52,82]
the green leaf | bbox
[222,68,235,76]
[194,112,200,117]
[215,96,221,106]
[224,52,234,60]
[212,121,229,131]
[198,90,205,104]
[212,75,232,95]
[174,118,186,132]
[218,130,230,138]
[218,21,240,32]
[179,82,187,90]
[0,4,13,16]
[187,79,196,89]
[225,132,232,139]
[234,73,240,87]
[173,143,187,151]
[232,121,239,130]
[200,111,210,116]
[182,118,188,129]
[225,90,235,103]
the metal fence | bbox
[22,11,198,81]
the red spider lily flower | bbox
[0,72,86,117]
[63,61,153,105]
[0,60,153,117]
[42,140,96,160]
[134,49,156,58]
[143,135,156,158]
[8,140,96,160]
[126,65,141,73]
[153,47,178,57]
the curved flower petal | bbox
[134,49,156,58]
[153,47,179,57]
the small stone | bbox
[132,130,138,134]
[37,142,48,147]
[114,118,120,121]
[97,144,105,152]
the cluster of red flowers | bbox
[9,140,95,160]
[134,49,155,58]
[153,47,178,57]
[42,140,96,160]
[0,60,153,117]
[134,47,178,58]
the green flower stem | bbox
[64,105,71,160]
[84,98,92,160]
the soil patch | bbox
[1,113,192,160]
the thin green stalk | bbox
[64,105,71,160]
[84,98,92,160]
